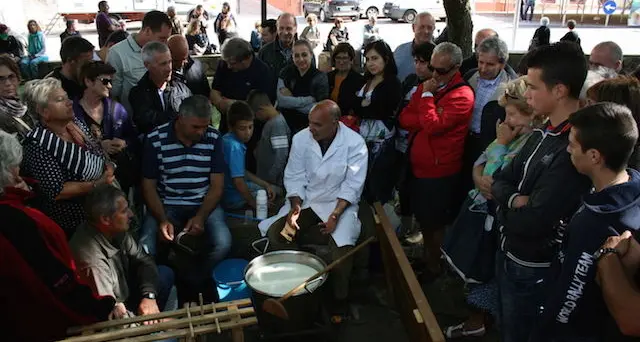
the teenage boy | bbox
[490,42,592,342]
[532,102,640,342]
[247,89,291,194]
[222,101,276,210]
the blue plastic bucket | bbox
[213,258,251,302]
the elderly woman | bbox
[0,55,35,139]
[327,43,364,117]
[0,129,115,341]
[300,13,321,50]
[20,19,48,80]
[74,60,138,194]
[277,39,329,133]
[20,78,115,238]
[529,17,550,51]
[325,18,349,52]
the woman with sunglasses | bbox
[73,61,138,195]
[442,77,542,339]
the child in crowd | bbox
[247,90,291,196]
[222,101,275,210]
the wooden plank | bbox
[229,305,244,342]
[374,202,445,342]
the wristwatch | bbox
[593,247,619,261]
[142,292,156,300]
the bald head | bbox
[276,12,297,47]
[309,100,340,141]
[167,35,189,70]
[590,41,623,72]
[413,12,436,44]
[474,29,498,50]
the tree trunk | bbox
[443,0,474,58]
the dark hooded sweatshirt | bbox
[533,168,640,342]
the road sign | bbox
[603,0,617,15]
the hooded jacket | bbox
[534,168,640,341]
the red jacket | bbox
[0,186,115,341]
[399,72,474,178]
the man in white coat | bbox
[258,100,369,307]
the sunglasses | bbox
[428,64,457,75]
[97,77,112,86]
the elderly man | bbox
[463,36,517,175]
[260,100,368,311]
[108,10,172,115]
[167,35,210,97]
[399,42,474,278]
[140,95,230,302]
[70,185,177,322]
[211,37,273,133]
[46,36,95,99]
[459,28,497,76]
[394,12,436,81]
[590,41,623,73]
[258,13,299,89]
[167,6,183,35]
[129,41,192,135]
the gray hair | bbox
[594,41,623,64]
[167,6,175,12]
[84,184,126,224]
[0,129,23,193]
[477,36,509,63]
[579,66,618,100]
[142,41,170,63]
[540,17,550,26]
[433,42,463,66]
[416,12,434,23]
[22,78,63,121]
[179,95,213,119]
[221,37,254,62]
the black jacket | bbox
[534,169,640,341]
[129,72,192,135]
[259,39,316,91]
[328,69,365,116]
[174,56,211,97]
[46,68,84,100]
[352,76,402,130]
[492,120,592,266]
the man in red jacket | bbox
[399,42,475,279]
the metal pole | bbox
[261,0,267,22]
[512,0,523,50]
[605,13,611,25]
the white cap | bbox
[257,189,267,199]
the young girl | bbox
[442,76,543,339]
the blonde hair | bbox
[22,78,63,121]
[187,20,201,35]
[306,13,317,23]
[498,76,534,116]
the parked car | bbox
[383,0,446,23]
[358,0,389,18]
[303,0,360,22]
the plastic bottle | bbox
[256,189,268,220]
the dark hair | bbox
[526,42,587,99]
[105,30,129,47]
[27,20,41,32]
[411,42,436,62]
[142,10,172,32]
[98,1,108,9]
[331,42,355,66]
[363,40,398,79]
[567,19,576,29]
[516,51,532,76]
[79,61,115,87]
[60,36,95,63]
[0,54,21,82]
[227,101,255,127]
[587,76,640,125]
[66,20,75,29]
[293,39,313,54]
[261,19,277,34]
[569,102,639,172]
[85,184,126,224]
[247,90,272,113]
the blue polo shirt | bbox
[222,132,247,208]
[142,120,225,206]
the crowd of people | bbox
[1,3,640,341]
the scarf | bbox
[25,124,105,181]
[0,96,33,137]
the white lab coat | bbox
[258,122,369,247]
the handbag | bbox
[441,194,498,284]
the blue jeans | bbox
[20,55,48,79]
[496,251,550,342]
[140,205,232,267]
[157,265,178,312]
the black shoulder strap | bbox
[435,81,472,105]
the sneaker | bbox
[443,323,486,338]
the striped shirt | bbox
[142,121,225,206]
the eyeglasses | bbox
[428,64,457,75]
[97,77,112,86]
[0,73,18,84]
